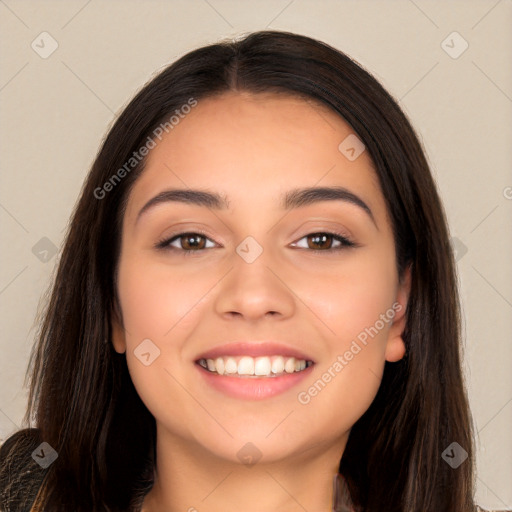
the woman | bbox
[0,30,484,511]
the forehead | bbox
[125,91,383,218]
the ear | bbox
[111,304,127,354]
[384,264,411,363]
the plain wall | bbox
[0,1,511,509]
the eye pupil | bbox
[309,233,331,250]
[183,234,205,250]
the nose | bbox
[213,246,296,322]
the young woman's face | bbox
[112,92,410,466]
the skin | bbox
[111,91,411,512]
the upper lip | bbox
[195,342,315,362]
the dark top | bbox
[0,428,502,512]
[0,428,148,511]
[0,428,46,511]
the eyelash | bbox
[155,230,357,255]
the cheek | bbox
[291,243,398,418]
[117,254,216,340]
[116,254,230,420]
[116,256,211,438]
[294,243,398,347]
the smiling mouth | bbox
[196,355,314,378]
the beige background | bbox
[0,0,511,509]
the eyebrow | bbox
[136,186,376,226]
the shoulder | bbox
[0,428,47,511]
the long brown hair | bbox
[20,30,476,511]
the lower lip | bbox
[196,363,314,400]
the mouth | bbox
[193,341,316,399]
[196,355,315,378]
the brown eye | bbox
[179,234,207,250]
[306,233,334,250]
[291,232,355,252]
[155,232,217,252]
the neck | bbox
[141,424,349,512]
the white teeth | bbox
[284,358,296,373]
[198,355,312,377]
[224,357,238,374]
[271,357,284,374]
[215,357,225,375]
[238,356,254,375]
[254,357,271,375]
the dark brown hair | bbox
[17,30,476,511]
